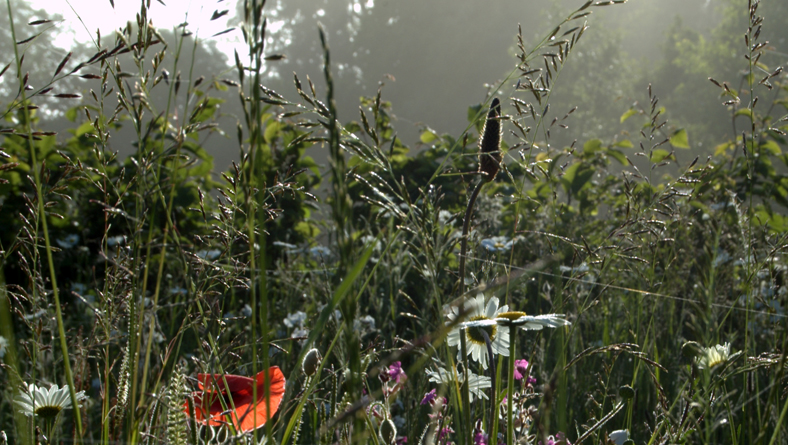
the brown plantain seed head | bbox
[479,97,502,182]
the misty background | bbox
[3,0,787,177]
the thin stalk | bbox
[4,0,83,439]
[459,181,484,295]
[507,325,516,445]
[460,330,472,445]
[0,268,31,445]
[480,330,496,441]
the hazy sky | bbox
[28,0,240,53]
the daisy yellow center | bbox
[497,311,527,321]
[35,405,63,419]
[466,315,497,345]
[705,351,726,368]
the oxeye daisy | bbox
[426,365,491,402]
[494,311,571,331]
[695,343,732,370]
[15,383,86,420]
[446,294,510,369]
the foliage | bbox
[1,1,788,445]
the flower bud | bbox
[301,348,322,377]
[379,418,397,445]
[619,385,635,400]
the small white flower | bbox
[0,335,8,359]
[354,315,376,331]
[284,311,307,329]
[426,365,491,402]
[609,429,629,445]
[446,294,510,369]
[56,234,80,249]
[480,236,513,253]
[106,235,126,247]
[196,249,221,260]
[15,383,86,419]
[695,343,732,369]
[494,311,571,331]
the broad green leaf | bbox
[734,108,753,119]
[670,129,690,149]
[760,140,782,156]
[263,120,282,144]
[754,209,786,232]
[65,107,79,122]
[689,200,710,214]
[650,149,672,163]
[420,129,438,144]
[613,139,633,149]
[468,104,484,131]
[714,141,733,156]
[562,162,594,194]
[606,148,627,164]
[620,108,638,123]
[583,139,602,154]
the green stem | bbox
[507,325,516,445]
[4,0,83,439]
[459,181,484,295]
[460,330,472,445]
[480,330,496,441]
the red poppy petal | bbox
[186,393,227,427]
[235,367,286,432]
[188,368,285,433]
[198,373,254,394]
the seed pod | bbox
[302,348,322,377]
[479,97,502,182]
[379,418,397,445]
[618,385,635,400]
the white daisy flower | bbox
[15,383,86,419]
[426,365,491,402]
[695,343,732,370]
[446,294,510,369]
[494,311,571,331]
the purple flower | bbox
[396,437,408,445]
[388,361,407,384]
[526,376,537,386]
[474,431,488,445]
[438,427,454,441]
[421,389,437,405]
[540,432,571,445]
[513,359,529,380]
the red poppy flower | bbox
[186,367,286,433]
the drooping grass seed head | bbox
[479,97,502,182]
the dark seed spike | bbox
[478,98,502,182]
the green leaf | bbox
[734,108,753,119]
[562,163,594,194]
[670,129,690,149]
[65,107,79,122]
[613,139,633,149]
[583,139,602,154]
[714,141,734,156]
[760,140,782,155]
[650,149,672,163]
[420,129,438,144]
[605,148,627,164]
[264,120,282,144]
[620,108,638,123]
[468,104,484,131]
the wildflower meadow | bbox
[1,0,788,444]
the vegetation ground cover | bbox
[1,1,788,444]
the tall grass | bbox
[1,0,788,445]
